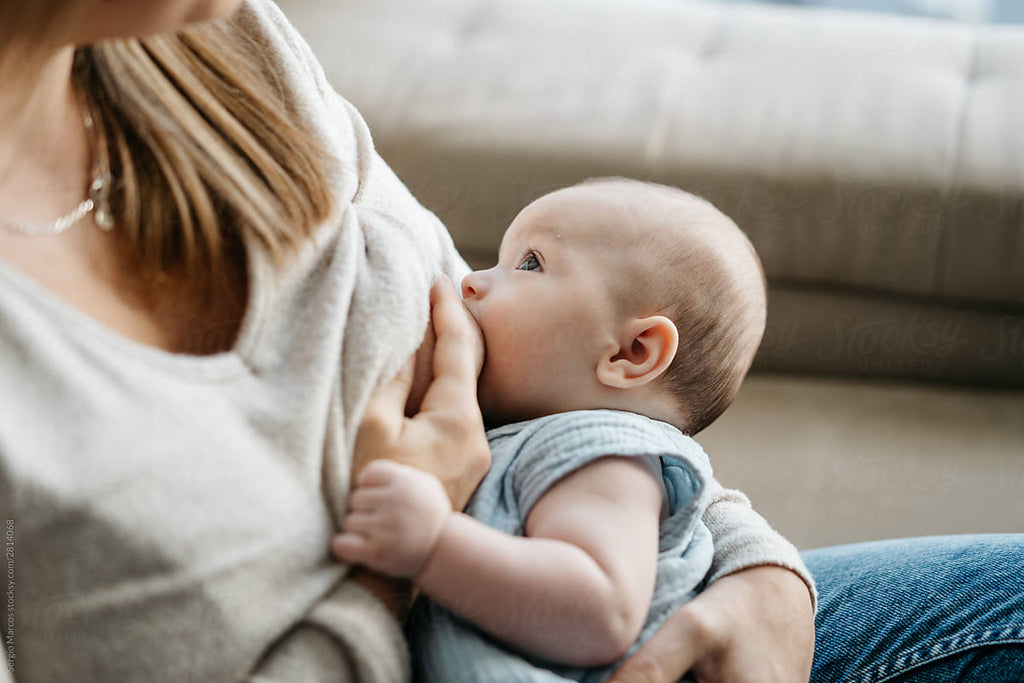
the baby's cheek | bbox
[488,345,560,403]
[548,318,588,355]
[476,339,530,414]
[475,309,576,415]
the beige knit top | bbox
[0,2,813,681]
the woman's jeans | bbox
[804,534,1024,682]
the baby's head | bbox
[461,177,766,435]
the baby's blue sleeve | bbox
[509,410,712,554]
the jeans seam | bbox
[843,625,1024,683]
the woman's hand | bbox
[349,277,490,512]
[608,566,815,683]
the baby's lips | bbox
[466,302,481,326]
[458,292,482,327]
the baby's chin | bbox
[476,374,507,429]
[476,373,528,429]
[477,374,563,430]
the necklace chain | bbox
[0,99,115,237]
[2,199,96,236]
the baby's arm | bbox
[334,456,662,667]
[420,454,662,666]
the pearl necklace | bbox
[1,106,115,236]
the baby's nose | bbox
[461,272,485,299]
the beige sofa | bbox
[278,0,1024,549]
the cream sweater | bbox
[0,2,813,681]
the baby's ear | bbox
[596,316,678,389]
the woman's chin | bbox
[185,0,246,24]
[73,0,245,44]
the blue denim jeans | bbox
[803,534,1024,682]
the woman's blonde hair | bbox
[1,1,337,305]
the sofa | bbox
[277,0,1024,549]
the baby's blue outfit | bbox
[406,409,715,683]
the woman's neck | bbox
[0,46,93,218]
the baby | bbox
[334,177,767,682]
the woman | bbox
[0,1,1019,681]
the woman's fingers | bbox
[357,356,415,446]
[405,319,437,417]
[374,354,416,418]
[610,567,815,683]
[607,608,700,683]
[418,277,484,415]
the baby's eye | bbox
[517,251,541,272]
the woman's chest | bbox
[1,383,339,680]
[0,226,247,356]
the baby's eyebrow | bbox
[496,238,513,263]
[497,223,559,263]
[496,234,532,263]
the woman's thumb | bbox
[428,276,482,386]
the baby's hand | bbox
[333,459,452,579]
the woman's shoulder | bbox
[226,1,470,294]
[228,0,369,194]
[233,0,331,90]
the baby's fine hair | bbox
[575,177,767,435]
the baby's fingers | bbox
[346,487,389,513]
[356,458,406,488]
[342,508,378,533]
[331,532,370,566]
